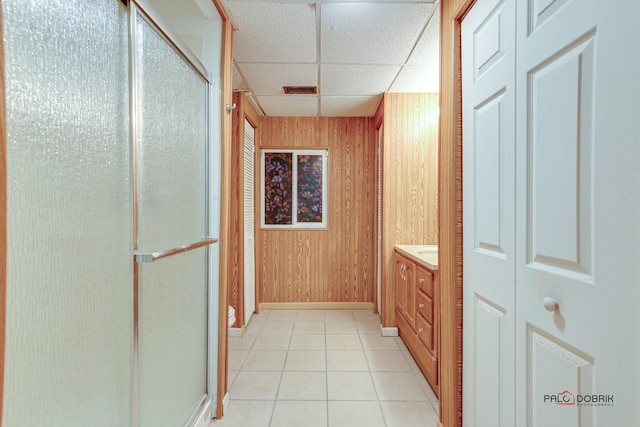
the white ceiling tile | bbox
[237,63,317,95]
[258,95,319,116]
[389,65,439,93]
[321,3,434,64]
[229,2,317,63]
[321,64,400,96]
[321,96,381,117]
[407,6,440,65]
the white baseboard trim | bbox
[222,392,230,412]
[187,397,212,427]
[380,326,398,337]
[228,326,244,337]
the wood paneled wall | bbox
[227,92,261,327]
[378,93,440,328]
[257,117,377,304]
[439,1,473,426]
[215,1,234,416]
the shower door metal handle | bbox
[134,237,218,263]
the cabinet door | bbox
[394,253,405,314]
[403,259,416,329]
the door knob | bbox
[543,297,558,312]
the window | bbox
[261,149,328,229]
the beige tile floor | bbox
[211,309,439,427]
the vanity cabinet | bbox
[394,254,416,328]
[394,250,439,396]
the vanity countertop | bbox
[394,245,439,270]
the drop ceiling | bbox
[226,0,440,117]
[147,0,441,117]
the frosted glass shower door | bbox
[131,5,212,427]
[3,1,133,427]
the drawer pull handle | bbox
[419,303,425,308]
[419,278,425,283]
[418,328,424,333]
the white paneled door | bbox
[244,119,256,325]
[514,0,640,425]
[462,0,516,425]
[463,0,640,426]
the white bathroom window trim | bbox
[260,148,329,229]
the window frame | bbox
[260,148,329,229]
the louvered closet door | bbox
[244,119,256,325]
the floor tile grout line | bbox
[267,321,293,427]
[359,331,389,427]
[324,318,329,426]
[223,309,438,426]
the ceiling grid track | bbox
[233,60,267,116]
[315,0,323,117]
[386,0,441,92]
[223,0,440,116]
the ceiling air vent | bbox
[283,86,317,95]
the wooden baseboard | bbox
[259,302,374,310]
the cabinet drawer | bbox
[416,314,434,352]
[416,267,434,297]
[416,290,433,324]
[420,345,438,386]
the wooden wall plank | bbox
[228,92,242,326]
[227,92,261,327]
[216,14,234,418]
[379,93,440,328]
[256,117,377,304]
[439,1,474,426]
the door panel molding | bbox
[474,296,506,427]
[525,31,596,282]
[527,325,595,427]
